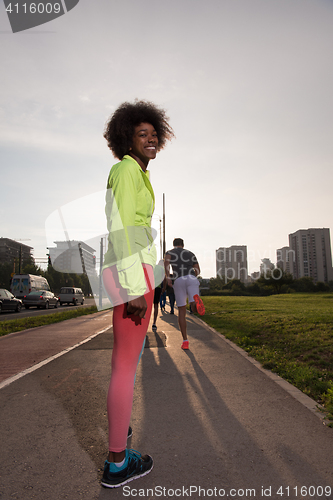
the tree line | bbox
[202,271,333,296]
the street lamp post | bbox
[163,193,166,258]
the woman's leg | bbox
[104,264,154,455]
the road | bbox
[0,297,97,321]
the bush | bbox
[316,282,330,292]
[291,277,316,293]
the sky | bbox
[1,0,333,278]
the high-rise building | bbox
[0,238,33,266]
[216,245,248,283]
[276,246,295,274]
[260,258,274,275]
[48,240,96,275]
[288,228,333,283]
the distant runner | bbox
[164,238,205,350]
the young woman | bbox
[101,100,174,488]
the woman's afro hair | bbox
[103,100,175,160]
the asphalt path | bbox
[0,297,96,321]
[1,308,333,500]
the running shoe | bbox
[101,449,153,488]
[181,340,189,350]
[127,426,132,439]
[193,294,205,315]
[152,324,157,332]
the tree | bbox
[209,276,225,292]
[22,261,42,275]
[0,263,13,289]
[290,276,316,293]
[257,269,293,294]
[223,278,245,291]
[316,281,330,292]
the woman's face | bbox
[130,122,158,170]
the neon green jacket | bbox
[103,155,157,297]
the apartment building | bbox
[48,240,96,275]
[276,246,295,274]
[216,245,248,283]
[0,238,33,265]
[260,258,274,275]
[288,228,333,283]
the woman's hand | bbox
[127,296,147,319]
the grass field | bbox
[0,306,99,337]
[200,294,333,424]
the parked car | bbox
[23,290,59,309]
[0,288,22,313]
[58,287,84,306]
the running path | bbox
[1,306,333,500]
[0,310,113,386]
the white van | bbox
[59,287,84,306]
[10,274,51,299]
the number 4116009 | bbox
[276,485,332,497]
[5,3,61,14]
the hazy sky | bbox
[1,0,333,278]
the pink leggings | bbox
[102,264,154,452]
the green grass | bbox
[0,306,99,337]
[200,294,333,424]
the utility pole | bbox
[99,237,103,309]
[159,217,162,258]
[13,239,31,274]
[19,245,22,274]
[163,193,166,257]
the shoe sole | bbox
[101,462,153,488]
[193,294,205,315]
